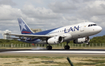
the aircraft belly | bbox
[71,32,85,39]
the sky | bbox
[0,0,105,38]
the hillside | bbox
[90,35,105,43]
[0,39,28,44]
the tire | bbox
[64,45,70,50]
[86,42,90,45]
[46,46,52,50]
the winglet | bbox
[18,18,33,34]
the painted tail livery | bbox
[18,18,33,34]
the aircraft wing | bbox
[5,33,53,39]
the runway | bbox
[7,50,105,54]
[0,49,105,52]
[0,49,105,57]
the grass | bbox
[41,61,54,64]
[0,56,105,66]
[75,63,96,66]
[0,56,50,58]
[4,63,11,64]
[96,64,105,66]
[12,61,23,63]
[84,59,105,63]
[29,62,40,64]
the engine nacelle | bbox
[47,36,63,44]
[73,37,90,44]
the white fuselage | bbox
[47,22,102,41]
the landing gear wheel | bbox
[46,45,52,50]
[86,42,90,45]
[64,45,70,50]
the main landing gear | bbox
[46,42,70,50]
[64,42,70,50]
[46,45,52,50]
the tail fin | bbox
[18,18,33,34]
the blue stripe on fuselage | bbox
[33,27,60,35]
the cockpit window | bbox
[88,24,97,27]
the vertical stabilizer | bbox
[18,18,33,34]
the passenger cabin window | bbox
[88,24,97,27]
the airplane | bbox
[5,18,102,50]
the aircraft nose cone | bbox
[97,26,102,32]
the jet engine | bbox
[73,37,90,44]
[47,36,63,44]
